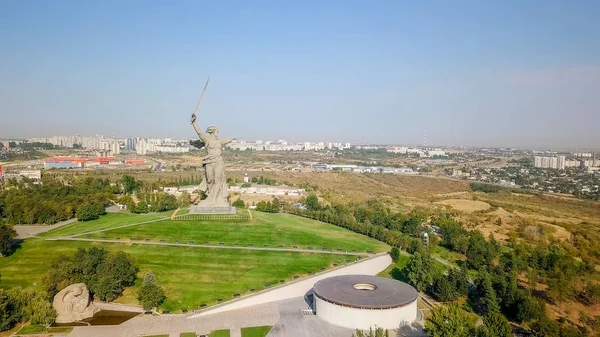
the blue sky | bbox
[1,0,599,149]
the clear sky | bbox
[1,1,599,149]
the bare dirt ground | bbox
[435,199,491,213]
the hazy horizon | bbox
[1,1,599,149]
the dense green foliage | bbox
[137,272,166,310]
[430,268,469,302]
[76,203,106,221]
[0,287,55,332]
[405,252,435,292]
[425,303,476,337]
[232,198,245,208]
[250,176,277,185]
[255,198,280,213]
[41,247,138,301]
[0,176,116,224]
[285,198,422,253]
[351,327,390,337]
[390,247,400,262]
[476,313,512,337]
[0,224,17,256]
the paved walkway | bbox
[14,218,77,239]
[189,253,392,318]
[47,237,370,256]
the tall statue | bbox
[190,113,235,207]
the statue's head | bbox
[206,126,219,138]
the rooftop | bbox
[313,275,418,309]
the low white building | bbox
[313,275,418,330]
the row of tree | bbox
[255,199,281,213]
[0,176,116,225]
[285,196,422,253]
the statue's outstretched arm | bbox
[190,114,208,142]
[220,137,235,146]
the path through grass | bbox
[39,212,172,238]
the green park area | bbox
[38,211,174,238]
[241,326,272,337]
[79,211,388,252]
[0,212,381,312]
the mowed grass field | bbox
[39,211,173,238]
[0,239,355,312]
[80,212,388,253]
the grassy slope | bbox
[39,212,173,238]
[0,240,354,312]
[87,212,389,252]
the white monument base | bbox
[190,205,237,215]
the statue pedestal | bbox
[190,205,237,215]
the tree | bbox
[232,198,245,208]
[530,317,560,337]
[137,271,166,310]
[94,275,123,302]
[0,289,20,332]
[305,194,321,211]
[134,202,149,214]
[405,252,436,292]
[431,268,469,302]
[98,251,138,287]
[476,312,512,337]
[121,175,139,194]
[0,225,17,256]
[76,204,100,221]
[9,287,55,325]
[475,271,500,316]
[466,231,492,270]
[390,247,400,262]
[425,303,476,337]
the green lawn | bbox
[15,324,47,335]
[83,211,388,252]
[181,333,199,337]
[38,211,173,238]
[0,240,354,312]
[241,326,272,337]
[209,329,231,337]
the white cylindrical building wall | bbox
[315,295,417,330]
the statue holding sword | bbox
[189,77,236,208]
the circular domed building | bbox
[312,275,418,330]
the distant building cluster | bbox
[227,140,351,151]
[385,146,447,158]
[30,136,121,155]
[534,156,567,170]
[534,155,598,170]
[28,135,192,156]
[135,138,190,155]
[312,163,415,174]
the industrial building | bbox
[312,275,418,330]
[44,158,87,169]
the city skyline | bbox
[1,1,599,148]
